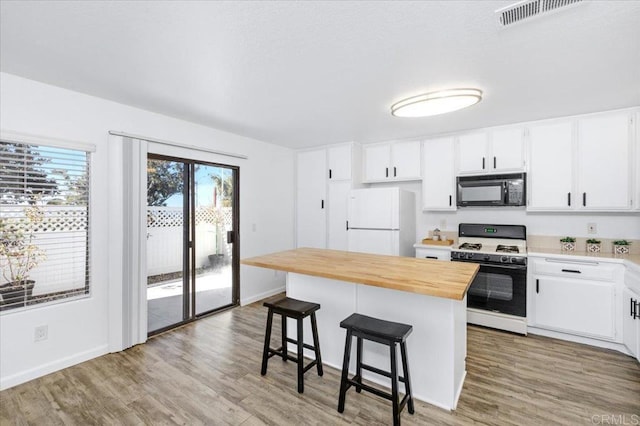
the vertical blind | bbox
[0,140,90,311]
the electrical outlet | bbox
[34,325,48,342]
[587,223,597,234]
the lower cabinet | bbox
[529,257,621,341]
[414,246,451,261]
[623,266,640,361]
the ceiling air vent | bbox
[496,0,583,27]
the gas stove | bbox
[451,224,527,266]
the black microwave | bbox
[456,173,526,207]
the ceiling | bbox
[1,1,639,149]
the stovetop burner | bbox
[496,245,520,253]
[459,243,482,251]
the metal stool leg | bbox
[261,308,274,375]
[297,317,304,393]
[337,330,353,413]
[400,341,414,414]
[310,312,323,376]
[390,342,400,426]
[281,313,288,362]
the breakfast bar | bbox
[242,248,479,410]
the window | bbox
[0,140,91,311]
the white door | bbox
[328,144,352,181]
[422,137,456,210]
[577,112,631,210]
[327,181,351,250]
[528,121,574,210]
[622,286,640,360]
[392,141,421,180]
[348,188,397,229]
[363,144,390,181]
[491,127,524,171]
[458,132,489,174]
[347,229,399,256]
[296,149,327,248]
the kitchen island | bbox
[242,248,479,410]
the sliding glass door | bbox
[146,154,239,335]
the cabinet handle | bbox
[536,279,539,294]
[567,192,571,206]
[449,195,452,206]
[631,298,636,318]
[346,220,349,231]
[583,192,586,207]
[329,169,332,179]
[561,269,581,274]
[493,156,496,169]
[393,166,397,177]
[482,157,485,169]
[321,200,324,209]
[386,167,389,178]
[425,256,438,259]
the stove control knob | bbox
[510,257,518,263]
[500,256,509,263]
[483,255,490,261]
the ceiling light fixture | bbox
[391,88,483,118]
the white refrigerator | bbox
[347,187,416,257]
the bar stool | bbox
[337,313,414,426]
[261,297,323,393]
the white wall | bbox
[0,72,294,389]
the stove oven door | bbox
[466,263,526,317]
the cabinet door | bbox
[422,137,456,210]
[622,286,640,360]
[534,276,615,339]
[363,144,390,181]
[458,132,489,174]
[528,121,574,210]
[296,149,327,248]
[491,127,525,171]
[327,181,351,250]
[391,141,421,180]
[328,144,352,181]
[577,113,631,210]
[415,247,451,261]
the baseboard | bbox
[452,370,467,410]
[240,286,285,306]
[0,344,108,391]
[527,327,630,355]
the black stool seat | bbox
[261,297,323,393]
[338,313,414,426]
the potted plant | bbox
[560,236,576,251]
[0,205,46,310]
[586,238,601,253]
[613,240,631,255]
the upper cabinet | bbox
[527,110,634,211]
[457,127,525,175]
[327,144,353,181]
[577,112,632,210]
[422,137,456,211]
[363,140,421,182]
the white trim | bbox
[108,130,247,159]
[1,129,96,152]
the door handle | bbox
[329,169,332,179]
[561,269,582,274]
[449,195,452,206]
[321,199,324,209]
[567,192,571,206]
[482,157,485,169]
[425,256,438,259]
[493,156,496,169]
[346,220,349,231]
[393,166,397,177]
[226,230,235,244]
[583,192,586,207]
[386,167,389,178]
[536,279,539,294]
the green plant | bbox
[613,240,631,246]
[0,205,47,283]
[560,237,576,243]
[586,239,601,244]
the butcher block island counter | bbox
[242,248,479,411]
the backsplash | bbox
[528,235,640,255]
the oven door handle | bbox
[476,262,527,270]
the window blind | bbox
[0,141,90,311]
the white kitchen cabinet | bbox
[577,112,632,210]
[362,141,421,182]
[296,143,361,250]
[327,180,351,250]
[529,257,619,341]
[422,137,456,210]
[296,149,327,248]
[527,121,574,210]
[623,266,640,361]
[415,246,451,261]
[328,144,352,181]
[457,128,525,174]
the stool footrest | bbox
[267,348,298,362]
[360,362,407,384]
[346,378,393,401]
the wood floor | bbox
[2,300,639,425]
